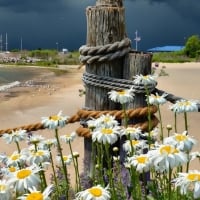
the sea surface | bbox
[0,67,44,86]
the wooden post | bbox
[124,50,153,108]
[82,0,153,175]
[83,0,126,174]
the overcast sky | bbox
[0,0,199,51]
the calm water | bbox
[0,67,52,86]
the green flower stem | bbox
[174,112,177,133]
[128,133,134,156]
[33,143,47,190]
[91,141,96,181]
[168,168,172,200]
[55,128,69,198]
[158,105,164,143]
[122,103,128,128]
[15,141,21,153]
[142,171,148,200]
[96,142,104,185]
[68,141,81,192]
[130,166,141,199]
[48,146,60,197]
[74,156,81,189]
[186,151,190,173]
[184,112,188,132]
[114,159,126,199]
[105,143,116,199]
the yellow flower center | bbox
[26,192,43,200]
[101,128,113,135]
[104,117,111,123]
[175,134,187,142]
[17,169,32,179]
[9,166,17,172]
[49,115,61,121]
[88,187,102,197]
[131,140,139,146]
[0,184,6,192]
[117,90,125,95]
[160,145,179,155]
[35,151,44,157]
[187,173,200,181]
[63,156,69,161]
[10,154,20,160]
[185,101,191,106]
[136,156,148,164]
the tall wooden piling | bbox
[81,0,153,175]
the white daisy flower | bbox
[87,118,98,130]
[6,150,28,167]
[170,99,199,113]
[27,149,50,165]
[39,138,57,150]
[164,131,196,152]
[123,139,147,154]
[95,114,119,128]
[75,185,110,200]
[8,164,41,192]
[148,144,187,172]
[56,155,72,166]
[0,166,19,177]
[0,179,12,200]
[133,74,157,86]
[121,126,142,140]
[18,184,54,200]
[28,134,45,145]
[148,93,167,105]
[60,132,76,143]
[190,151,200,161]
[174,170,200,199]
[2,129,27,144]
[92,126,120,145]
[127,154,151,173]
[41,111,69,129]
[144,127,159,140]
[108,87,135,104]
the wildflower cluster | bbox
[0,73,200,200]
[0,111,81,199]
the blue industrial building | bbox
[147,45,185,52]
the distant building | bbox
[62,48,68,54]
[147,45,185,52]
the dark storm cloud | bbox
[130,0,200,23]
[0,0,67,13]
[0,0,200,51]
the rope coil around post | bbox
[79,38,131,64]
[0,106,159,137]
[82,72,157,93]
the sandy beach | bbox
[0,62,200,181]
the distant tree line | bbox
[184,35,200,58]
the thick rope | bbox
[82,72,157,93]
[154,88,200,112]
[0,106,158,136]
[79,38,131,64]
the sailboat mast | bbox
[0,34,2,52]
[5,33,8,52]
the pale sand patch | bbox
[0,63,200,185]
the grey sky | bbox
[0,0,199,51]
